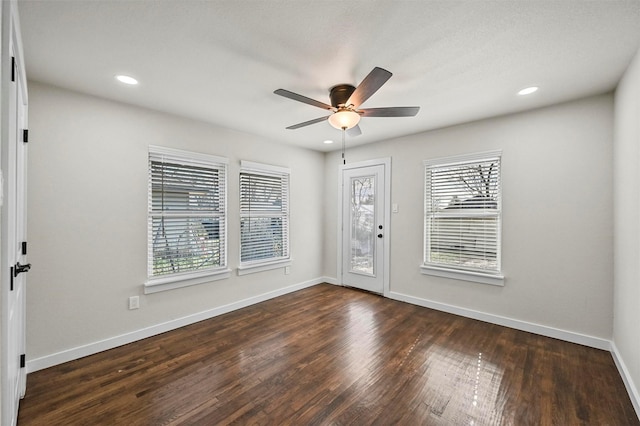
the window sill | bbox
[237,259,291,276]
[144,268,231,294]
[420,265,504,286]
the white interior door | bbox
[2,2,29,425]
[13,43,28,399]
[340,159,390,294]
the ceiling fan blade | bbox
[285,115,329,130]
[346,67,392,108]
[274,89,334,110]
[359,106,420,117]
[347,124,362,138]
[347,125,362,137]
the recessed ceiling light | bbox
[517,86,538,96]
[115,75,139,85]
[323,140,334,144]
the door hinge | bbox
[10,267,13,291]
[11,56,15,82]
[20,354,26,369]
[23,129,28,143]
[22,241,27,255]
[14,262,31,277]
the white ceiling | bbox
[17,0,640,152]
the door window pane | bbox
[350,176,375,275]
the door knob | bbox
[377,233,383,238]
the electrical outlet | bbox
[128,296,140,310]
[284,266,290,275]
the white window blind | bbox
[239,161,290,265]
[148,146,227,281]
[424,151,502,275]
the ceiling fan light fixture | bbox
[328,110,361,130]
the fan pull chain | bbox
[341,127,346,165]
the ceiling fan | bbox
[274,67,420,136]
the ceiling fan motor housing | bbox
[329,84,356,108]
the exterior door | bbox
[2,2,29,425]
[340,159,390,294]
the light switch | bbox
[392,203,399,213]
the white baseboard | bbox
[387,291,611,350]
[27,277,323,373]
[322,276,339,285]
[611,341,640,421]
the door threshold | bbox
[341,285,383,297]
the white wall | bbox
[324,94,614,340]
[614,46,640,412]
[26,82,325,361]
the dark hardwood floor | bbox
[18,284,638,425]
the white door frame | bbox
[337,157,391,296]
[1,2,28,425]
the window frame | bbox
[237,160,291,275]
[421,150,504,286]
[145,145,230,293]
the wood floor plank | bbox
[18,284,639,425]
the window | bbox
[238,161,290,274]
[422,151,503,285]
[146,146,229,291]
